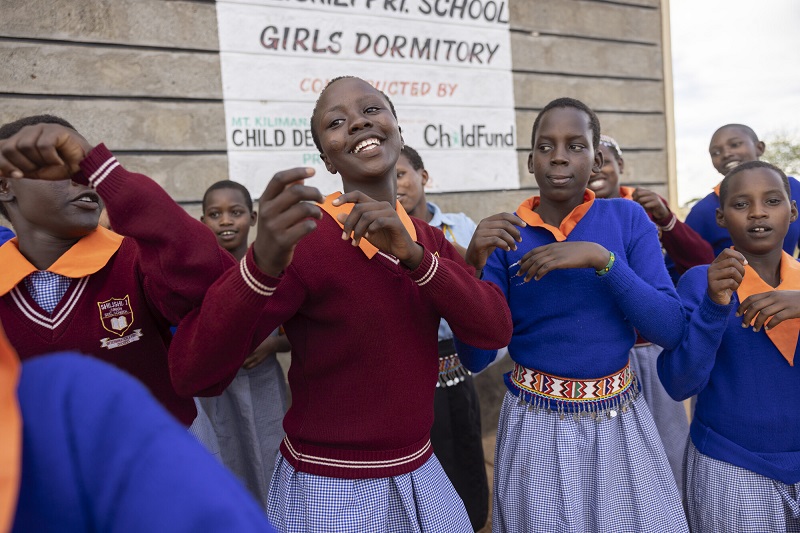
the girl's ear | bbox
[617,157,625,174]
[0,178,14,203]
[791,200,798,223]
[755,140,766,158]
[320,153,337,175]
[527,151,535,174]
[250,210,257,227]
[715,207,727,228]
[592,148,604,174]
[421,169,430,187]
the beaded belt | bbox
[437,354,471,388]
[509,362,637,420]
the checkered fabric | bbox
[24,271,72,314]
[267,453,472,532]
[629,343,689,489]
[685,441,800,532]
[492,390,688,532]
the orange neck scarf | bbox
[516,189,596,242]
[0,226,124,297]
[713,182,721,197]
[736,250,800,366]
[619,186,635,200]
[0,322,21,532]
[317,192,417,259]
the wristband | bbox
[596,251,615,276]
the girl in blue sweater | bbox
[457,97,688,532]
[658,160,800,532]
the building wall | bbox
[0,0,672,224]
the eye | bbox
[365,105,381,114]
[734,201,748,209]
[538,144,552,153]
[569,144,585,152]
[710,150,720,156]
[328,118,344,129]
[232,209,244,216]
[766,198,783,206]
[731,141,741,148]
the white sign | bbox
[217,0,519,197]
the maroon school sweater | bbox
[170,210,513,478]
[0,145,235,425]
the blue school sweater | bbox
[685,176,800,256]
[657,266,800,484]
[13,354,276,532]
[456,199,685,382]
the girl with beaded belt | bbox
[456,98,688,532]
[169,76,513,532]
[586,133,714,489]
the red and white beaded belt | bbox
[511,362,632,401]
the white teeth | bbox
[752,227,767,232]
[78,196,95,202]
[352,138,381,154]
[220,231,235,236]
[725,161,740,170]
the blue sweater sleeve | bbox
[15,354,275,533]
[598,205,686,349]
[455,247,507,372]
[657,267,733,401]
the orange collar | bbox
[0,322,21,533]
[317,192,417,259]
[619,186,635,200]
[736,250,800,366]
[516,189,595,242]
[0,226,124,297]
[713,182,721,197]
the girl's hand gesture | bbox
[632,188,671,221]
[707,249,746,305]
[253,168,324,277]
[0,124,93,181]
[514,242,610,282]
[737,290,800,332]
[333,191,423,269]
[465,213,526,271]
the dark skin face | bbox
[716,168,797,284]
[527,106,603,226]
[395,153,431,221]
[587,144,623,199]
[314,78,403,204]
[709,126,765,176]
[201,188,256,261]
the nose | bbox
[550,145,568,165]
[749,203,767,219]
[349,114,372,133]
[220,213,234,225]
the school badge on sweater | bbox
[97,295,143,350]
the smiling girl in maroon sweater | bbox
[170,77,513,532]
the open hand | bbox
[737,290,800,332]
[707,249,746,305]
[465,213,526,271]
[0,124,93,181]
[515,241,610,282]
[333,191,422,269]
[253,168,323,277]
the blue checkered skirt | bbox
[267,453,472,532]
[685,441,800,532]
[629,343,689,489]
[492,390,688,532]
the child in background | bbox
[457,98,687,532]
[396,145,489,530]
[0,115,236,427]
[198,180,289,510]
[589,133,712,487]
[659,161,800,531]
[170,76,513,532]
[686,123,800,256]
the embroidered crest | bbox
[98,296,134,337]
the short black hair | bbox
[310,76,398,153]
[713,123,759,144]
[202,180,253,213]
[719,160,790,205]
[400,145,424,171]
[531,97,601,149]
[0,114,78,220]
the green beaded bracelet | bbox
[596,251,615,276]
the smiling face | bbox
[588,143,623,199]
[0,178,102,240]
[313,78,402,188]
[709,126,765,176]
[528,106,602,205]
[717,167,797,257]
[201,187,255,257]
